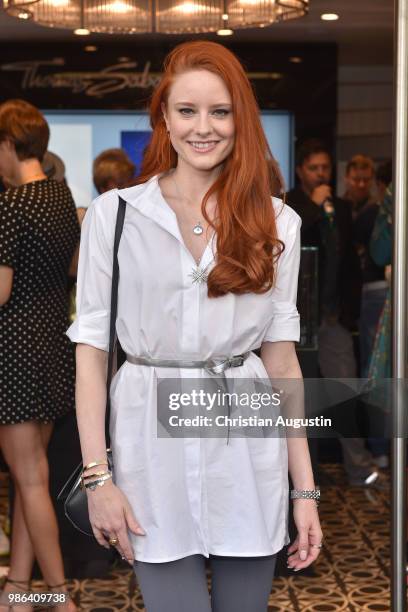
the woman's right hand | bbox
[87,481,145,564]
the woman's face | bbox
[162,69,235,174]
[0,139,18,186]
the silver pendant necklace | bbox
[170,172,210,283]
[171,173,205,236]
[193,222,204,235]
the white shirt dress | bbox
[67,174,301,563]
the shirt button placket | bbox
[181,251,208,555]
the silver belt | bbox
[125,353,250,375]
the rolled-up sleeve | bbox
[263,211,301,343]
[66,193,117,351]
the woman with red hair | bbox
[68,40,322,611]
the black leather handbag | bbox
[58,197,127,537]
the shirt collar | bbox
[117,174,161,212]
[117,174,216,268]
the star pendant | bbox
[189,266,208,284]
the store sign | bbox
[0,56,287,102]
[1,59,161,98]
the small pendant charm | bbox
[193,222,204,236]
[189,267,208,284]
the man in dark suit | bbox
[287,139,379,487]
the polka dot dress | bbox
[0,179,80,424]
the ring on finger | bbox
[311,543,323,549]
[108,537,119,546]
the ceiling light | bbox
[85,45,98,51]
[227,0,308,29]
[86,0,134,13]
[320,13,339,21]
[49,0,70,6]
[156,1,221,32]
[4,0,151,33]
[5,0,308,33]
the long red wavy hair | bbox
[136,40,284,297]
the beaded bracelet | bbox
[290,489,320,505]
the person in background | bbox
[343,154,376,219]
[0,99,79,611]
[0,177,11,560]
[287,139,379,487]
[352,160,390,378]
[368,184,392,381]
[366,182,392,469]
[350,159,391,468]
[375,160,392,204]
[93,148,136,195]
[353,164,392,378]
[42,151,66,184]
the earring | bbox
[166,131,172,167]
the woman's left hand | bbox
[287,499,323,570]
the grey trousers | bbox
[318,320,374,481]
[134,553,277,612]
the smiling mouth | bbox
[187,141,220,152]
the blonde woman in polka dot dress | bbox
[0,100,79,611]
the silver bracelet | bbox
[82,472,113,491]
[290,489,320,504]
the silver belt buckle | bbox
[204,354,245,375]
[230,355,245,368]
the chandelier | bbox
[4,0,308,33]
[227,0,309,29]
[4,0,151,33]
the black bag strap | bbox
[105,196,127,445]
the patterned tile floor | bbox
[0,464,402,611]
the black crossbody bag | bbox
[58,197,127,537]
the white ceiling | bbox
[0,0,394,64]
